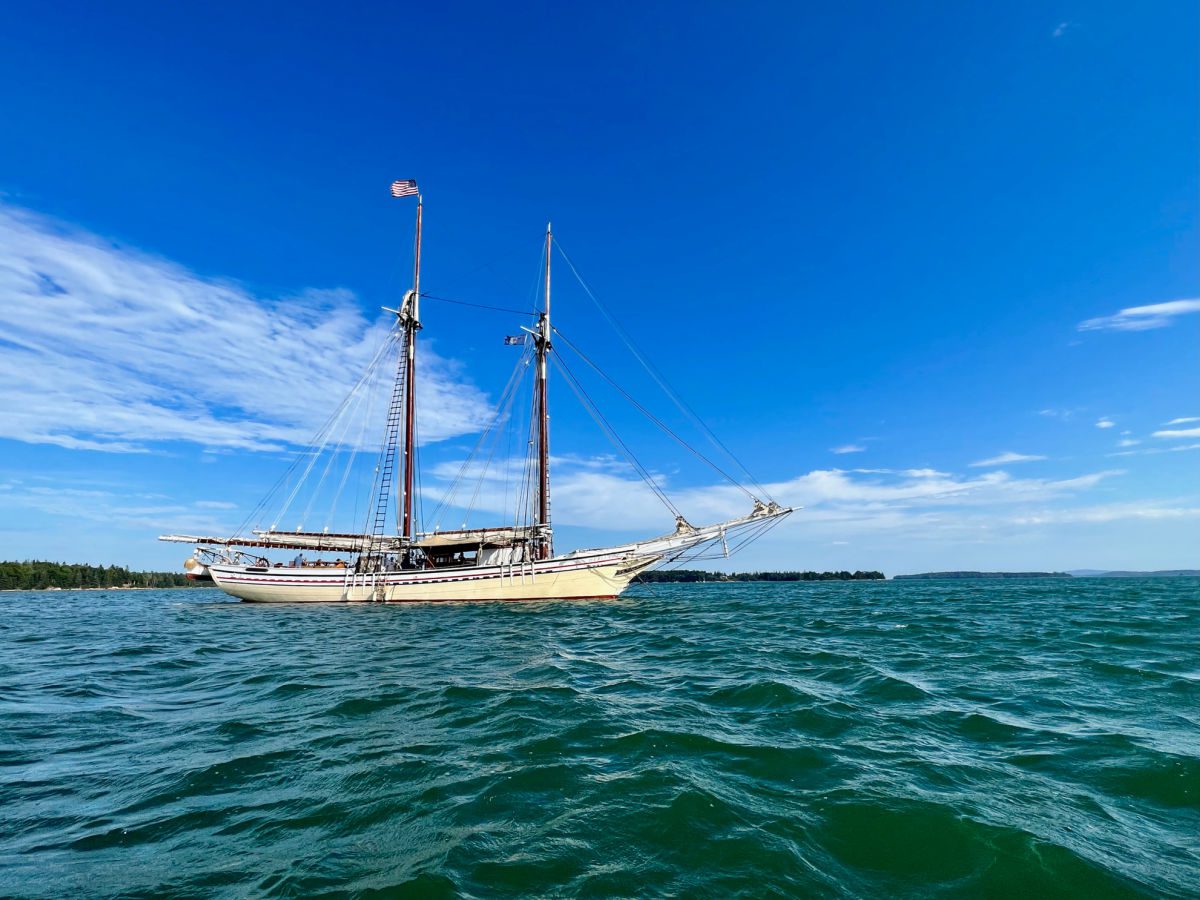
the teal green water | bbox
[1,579,1197,898]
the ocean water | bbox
[0,579,1197,898]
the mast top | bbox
[543,222,552,325]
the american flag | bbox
[390,179,419,198]
[504,335,527,346]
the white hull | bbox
[182,509,789,604]
[208,549,649,603]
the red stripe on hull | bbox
[237,594,621,604]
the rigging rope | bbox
[359,328,409,549]
[299,369,372,530]
[460,349,530,528]
[552,328,756,502]
[427,343,531,529]
[553,239,773,502]
[325,364,376,532]
[413,414,424,537]
[550,353,681,519]
[515,375,540,536]
[233,325,397,539]
[419,292,536,316]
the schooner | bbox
[160,183,791,602]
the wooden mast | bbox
[536,222,552,559]
[401,196,422,541]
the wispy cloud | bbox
[831,444,866,454]
[0,482,238,534]
[1078,298,1200,333]
[1095,417,1115,429]
[1011,502,1200,526]
[1108,442,1200,458]
[1166,417,1200,426]
[969,451,1047,468]
[1117,438,1140,447]
[1153,426,1200,439]
[0,203,493,453]
[1037,408,1082,421]
[1052,21,1072,38]
[4,453,1150,570]
[417,455,1123,534]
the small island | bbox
[893,571,1071,580]
[0,561,198,591]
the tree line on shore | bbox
[0,561,196,590]
[634,569,885,583]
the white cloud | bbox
[773,468,1118,511]
[831,444,865,454]
[1078,298,1200,333]
[419,455,1124,534]
[4,449,1153,571]
[1052,21,1071,37]
[969,451,1047,467]
[1038,408,1090,422]
[1166,417,1200,426]
[1011,502,1200,526]
[0,482,237,535]
[1095,417,1115,429]
[1108,442,1200,458]
[1153,427,1200,439]
[1117,439,1140,448]
[0,203,493,453]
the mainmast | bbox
[536,222,552,559]
[400,197,422,541]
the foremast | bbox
[401,196,422,541]
[535,223,553,559]
[363,186,421,564]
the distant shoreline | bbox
[0,585,197,593]
[894,570,1199,580]
[3,561,1196,592]
[893,571,1070,580]
[0,561,198,592]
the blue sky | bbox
[0,1,1196,574]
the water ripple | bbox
[0,579,1197,897]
